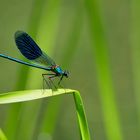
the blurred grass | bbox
[84,0,123,140]
[0,128,7,140]
[131,0,140,135]
[4,0,48,139]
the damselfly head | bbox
[63,70,69,78]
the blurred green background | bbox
[0,0,140,140]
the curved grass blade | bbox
[0,89,91,140]
[0,89,70,104]
[73,91,91,140]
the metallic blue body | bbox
[54,66,64,75]
[0,54,51,71]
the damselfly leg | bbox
[42,73,65,90]
[42,74,58,90]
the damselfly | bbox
[0,31,69,88]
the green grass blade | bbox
[0,128,7,140]
[73,91,91,140]
[0,89,90,140]
[0,89,73,104]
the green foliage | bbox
[0,89,91,140]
